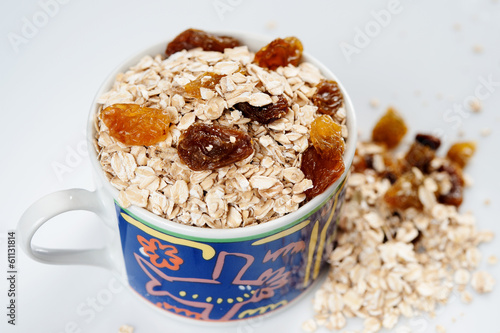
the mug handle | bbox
[18,188,113,269]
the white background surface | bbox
[1,0,500,332]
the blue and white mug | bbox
[18,32,357,323]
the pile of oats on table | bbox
[94,44,348,228]
[303,108,496,333]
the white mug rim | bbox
[87,30,357,241]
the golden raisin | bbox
[235,95,288,124]
[446,141,476,168]
[253,37,303,70]
[384,171,423,210]
[301,115,345,199]
[312,80,344,116]
[165,29,241,57]
[310,115,345,158]
[101,104,170,146]
[184,72,225,99]
[372,107,408,149]
[177,123,254,171]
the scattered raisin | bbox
[177,123,253,171]
[415,133,441,150]
[235,95,288,124]
[301,146,345,200]
[438,164,464,206]
[404,143,436,173]
[310,115,345,159]
[446,141,476,168]
[101,104,170,146]
[184,72,225,99]
[403,134,441,173]
[253,37,303,70]
[312,80,344,116]
[301,115,345,199]
[165,29,241,57]
[372,107,408,148]
[384,172,423,210]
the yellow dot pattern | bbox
[176,291,252,304]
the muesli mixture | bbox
[94,29,348,228]
[303,109,496,333]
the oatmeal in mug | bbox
[95,29,349,229]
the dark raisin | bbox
[415,134,441,150]
[312,80,344,116]
[166,29,241,57]
[437,164,464,207]
[404,142,436,173]
[235,95,288,124]
[301,146,345,200]
[177,123,253,171]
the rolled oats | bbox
[307,141,495,333]
[95,45,348,228]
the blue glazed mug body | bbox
[18,31,357,323]
[115,177,346,321]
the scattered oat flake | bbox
[436,324,447,333]
[369,98,380,108]
[460,290,473,303]
[480,128,492,136]
[487,255,498,265]
[473,44,484,53]
[469,98,482,112]
[266,20,277,30]
[119,325,134,333]
[471,271,496,293]
[301,318,317,332]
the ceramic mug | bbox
[18,32,357,322]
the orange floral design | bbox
[137,235,184,270]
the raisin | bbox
[165,29,241,57]
[101,104,170,146]
[446,141,476,168]
[372,107,408,148]
[301,115,345,199]
[184,72,225,99]
[177,123,254,171]
[403,134,441,173]
[310,115,345,159]
[235,95,288,124]
[301,146,345,200]
[415,133,441,150]
[438,164,464,206]
[404,142,436,173]
[312,80,344,116]
[253,37,303,70]
[384,172,423,210]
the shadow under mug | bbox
[18,32,357,323]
